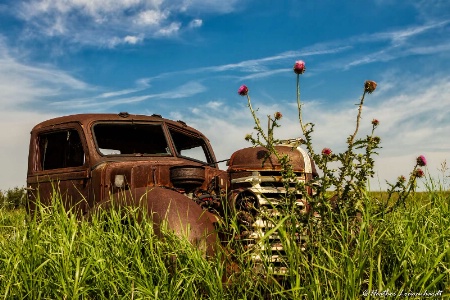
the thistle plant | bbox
[240,60,425,219]
[384,155,428,213]
[238,85,300,210]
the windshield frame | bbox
[91,121,172,157]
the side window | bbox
[38,129,85,170]
[169,128,211,164]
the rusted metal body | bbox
[27,113,226,253]
[227,144,318,212]
[227,144,318,272]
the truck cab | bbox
[27,112,227,214]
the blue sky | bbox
[1,0,450,190]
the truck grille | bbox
[231,170,308,274]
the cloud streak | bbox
[0,39,92,109]
[133,21,450,82]
[49,81,207,111]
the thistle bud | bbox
[321,148,332,157]
[364,80,377,94]
[274,112,283,120]
[414,168,425,178]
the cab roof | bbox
[31,112,203,135]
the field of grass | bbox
[0,187,449,299]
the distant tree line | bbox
[0,187,26,210]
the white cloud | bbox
[11,0,242,47]
[205,101,223,110]
[136,9,168,26]
[178,0,241,14]
[189,18,203,28]
[124,35,143,44]
[156,22,181,36]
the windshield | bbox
[93,123,170,156]
[168,127,211,164]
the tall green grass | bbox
[1,188,449,299]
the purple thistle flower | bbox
[238,85,248,96]
[372,119,379,126]
[416,155,427,167]
[293,60,306,75]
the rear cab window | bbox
[37,129,86,171]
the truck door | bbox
[27,124,90,216]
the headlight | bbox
[114,175,125,188]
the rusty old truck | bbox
[27,112,317,263]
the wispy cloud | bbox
[98,88,147,99]
[131,46,352,84]
[198,47,352,73]
[132,20,449,81]
[11,0,243,47]
[50,81,207,111]
[368,20,450,45]
[0,39,92,108]
[318,20,450,70]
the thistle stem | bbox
[247,95,259,127]
[349,90,367,146]
[337,89,368,199]
[296,74,306,135]
[247,94,268,143]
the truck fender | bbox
[91,186,218,257]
